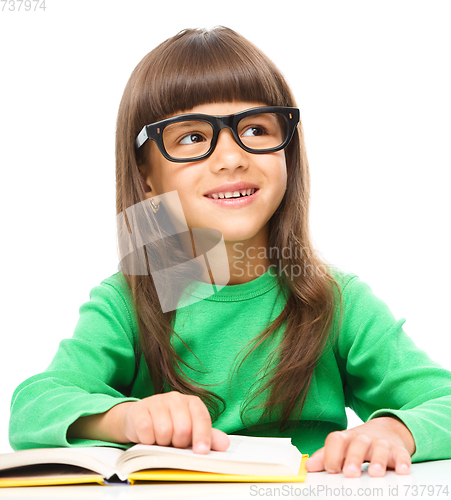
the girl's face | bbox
[140,101,288,245]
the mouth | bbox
[203,188,260,207]
[204,188,259,200]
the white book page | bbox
[0,446,125,478]
[121,435,297,468]
[67,446,125,469]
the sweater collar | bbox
[178,264,282,304]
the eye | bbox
[179,133,207,145]
[242,126,266,137]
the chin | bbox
[190,217,267,243]
[221,230,263,244]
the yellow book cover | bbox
[128,454,309,484]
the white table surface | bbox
[1,460,451,500]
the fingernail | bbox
[195,442,209,453]
[400,463,410,473]
[371,464,384,474]
[344,464,360,475]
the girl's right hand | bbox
[121,392,230,454]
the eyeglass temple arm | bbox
[135,126,149,149]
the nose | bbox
[209,127,248,169]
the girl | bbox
[9,26,451,479]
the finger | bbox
[167,394,193,449]
[342,434,372,478]
[211,428,230,451]
[392,446,412,475]
[323,431,350,474]
[147,396,173,446]
[131,403,156,445]
[305,447,325,472]
[188,396,212,454]
[367,439,391,477]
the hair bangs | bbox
[137,27,293,124]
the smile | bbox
[203,188,260,207]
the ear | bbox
[138,165,153,198]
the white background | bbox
[0,1,450,455]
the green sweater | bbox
[9,267,451,462]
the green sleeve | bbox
[335,275,451,463]
[9,276,141,451]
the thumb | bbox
[305,447,325,472]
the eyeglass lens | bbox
[161,112,288,160]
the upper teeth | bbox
[208,188,256,199]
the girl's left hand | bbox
[305,416,416,477]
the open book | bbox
[0,435,309,487]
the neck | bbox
[223,239,270,285]
[194,223,271,286]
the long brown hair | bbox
[115,26,344,432]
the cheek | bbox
[273,154,288,189]
[146,145,173,193]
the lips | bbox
[203,181,260,197]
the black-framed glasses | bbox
[135,106,300,163]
